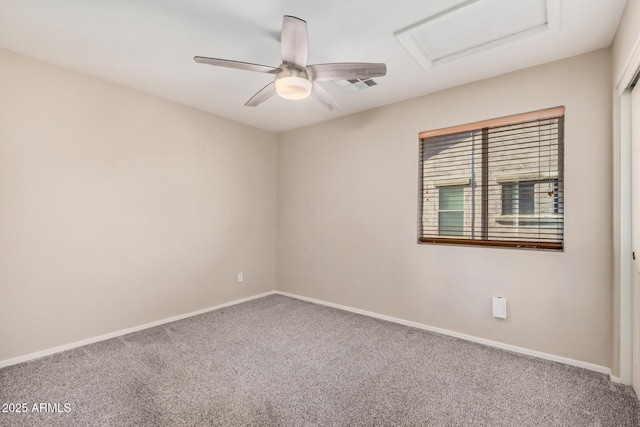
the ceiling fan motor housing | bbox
[275,64,312,100]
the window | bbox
[438,186,464,236]
[418,107,564,250]
[501,182,534,215]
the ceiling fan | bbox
[194,15,387,110]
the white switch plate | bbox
[492,297,507,319]
[237,272,243,282]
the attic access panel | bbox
[395,0,560,69]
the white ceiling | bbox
[0,0,627,133]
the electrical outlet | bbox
[492,297,507,319]
[237,272,243,282]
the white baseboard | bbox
[2,289,615,379]
[275,291,613,376]
[609,375,624,384]
[0,291,277,369]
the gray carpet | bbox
[0,294,638,426]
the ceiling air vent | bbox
[333,78,378,93]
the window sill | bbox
[495,214,562,224]
[418,237,562,250]
[434,177,471,187]
[495,171,558,183]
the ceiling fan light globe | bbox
[275,75,312,100]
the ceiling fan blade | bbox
[281,15,308,67]
[245,81,277,107]
[307,63,387,81]
[309,83,338,111]
[194,56,280,74]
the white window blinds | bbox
[418,107,564,250]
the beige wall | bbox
[612,0,640,87]
[277,49,613,368]
[0,48,278,362]
[0,45,617,370]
